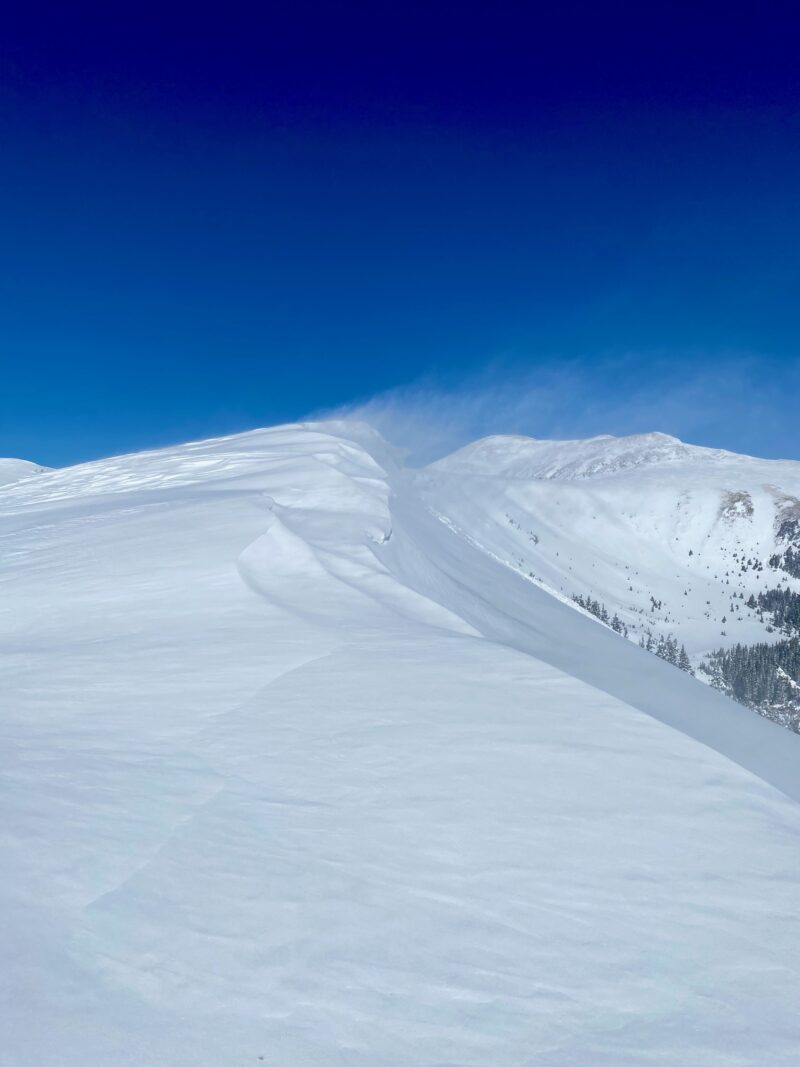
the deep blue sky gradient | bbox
[2,4,800,465]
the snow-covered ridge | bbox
[0,456,49,486]
[2,421,799,1065]
[431,430,772,480]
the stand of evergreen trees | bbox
[768,547,800,580]
[638,629,693,672]
[747,587,800,634]
[572,594,629,636]
[701,638,800,733]
[571,593,692,673]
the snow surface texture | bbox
[1,423,799,1066]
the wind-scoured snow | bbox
[1,423,799,1065]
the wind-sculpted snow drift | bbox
[1,422,799,1066]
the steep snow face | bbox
[1,422,800,1066]
[422,433,800,659]
[0,456,49,486]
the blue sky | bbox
[1,5,799,465]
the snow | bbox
[0,457,48,487]
[1,423,800,1065]
[423,432,800,659]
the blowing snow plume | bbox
[318,353,800,465]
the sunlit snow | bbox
[1,422,799,1065]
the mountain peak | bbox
[428,431,739,480]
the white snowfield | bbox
[1,423,799,1066]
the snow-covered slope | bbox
[0,456,48,486]
[424,432,800,659]
[2,423,799,1066]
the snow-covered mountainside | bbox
[2,423,799,1065]
[423,432,800,726]
[0,456,48,486]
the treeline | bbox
[572,594,629,636]
[747,587,800,634]
[639,630,692,673]
[702,638,800,733]
[571,593,693,673]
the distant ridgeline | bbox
[701,587,800,733]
